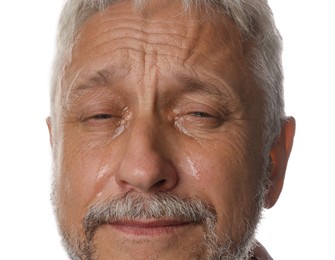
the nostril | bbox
[155,179,166,188]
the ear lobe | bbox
[46,117,53,147]
[265,117,295,208]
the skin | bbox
[48,1,295,259]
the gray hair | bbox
[50,0,285,154]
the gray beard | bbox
[55,191,264,260]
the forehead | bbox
[63,1,259,105]
[69,2,248,67]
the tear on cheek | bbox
[184,153,200,180]
[113,123,126,139]
[174,118,194,138]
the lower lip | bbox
[109,222,192,237]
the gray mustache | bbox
[83,191,217,239]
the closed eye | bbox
[189,111,214,118]
[91,114,113,120]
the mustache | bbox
[83,191,217,240]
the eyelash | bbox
[174,108,224,130]
[188,111,215,118]
[90,114,113,120]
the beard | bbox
[54,189,265,260]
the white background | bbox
[0,0,334,259]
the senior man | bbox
[47,0,295,259]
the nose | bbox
[115,118,178,193]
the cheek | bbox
[189,130,260,186]
[191,145,257,199]
[55,129,115,228]
[182,132,263,237]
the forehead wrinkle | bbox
[89,16,203,33]
[79,15,186,43]
[75,8,211,58]
[79,24,205,59]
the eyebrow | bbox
[65,65,235,106]
[173,72,235,101]
[66,64,130,100]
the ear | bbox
[265,117,295,208]
[46,117,53,147]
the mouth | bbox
[109,219,195,237]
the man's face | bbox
[51,1,269,259]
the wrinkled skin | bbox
[48,1,295,259]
